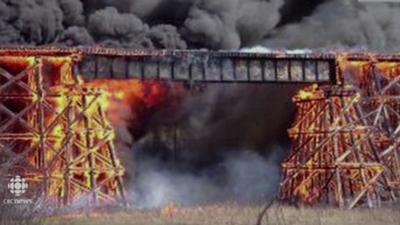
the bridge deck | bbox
[80,49,335,83]
[0,47,399,84]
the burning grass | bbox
[43,203,400,225]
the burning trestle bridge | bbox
[0,47,399,209]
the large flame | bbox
[0,55,129,205]
[294,84,322,101]
[84,79,186,139]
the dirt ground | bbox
[45,203,400,225]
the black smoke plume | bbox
[1,0,400,51]
[110,83,302,207]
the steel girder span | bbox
[0,47,336,83]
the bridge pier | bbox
[0,55,126,206]
[280,57,400,208]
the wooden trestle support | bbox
[0,55,126,206]
[280,58,400,209]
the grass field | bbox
[44,203,400,225]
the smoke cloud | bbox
[1,0,399,51]
[263,1,400,51]
[112,83,301,207]
[181,0,283,49]
[132,149,281,208]
[0,0,63,45]
[0,0,187,49]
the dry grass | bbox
[0,203,44,225]
[0,187,44,225]
[44,203,400,225]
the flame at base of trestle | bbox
[0,55,125,206]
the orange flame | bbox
[83,79,185,127]
[295,84,321,101]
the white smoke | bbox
[130,149,281,208]
[240,45,312,54]
[121,83,298,208]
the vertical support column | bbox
[63,95,74,206]
[98,106,127,205]
[35,57,49,197]
[82,94,97,204]
[394,148,400,186]
[329,98,344,208]
[341,97,373,208]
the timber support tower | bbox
[280,55,400,209]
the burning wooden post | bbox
[280,55,400,208]
[0,54,126,206]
